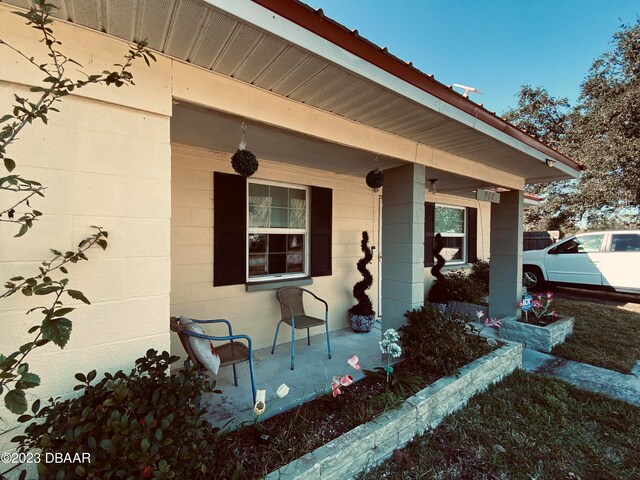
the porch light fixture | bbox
[231,121,259,177]
[428,178,438,193]
[545,158,556,168]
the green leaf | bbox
[67,289,90,304]
[33,285,60,295]
[100,439,113,451]
[52,307,74,317]
[87,369,96,382]
[15,224,29,237]
[5,389,27,414]
[3,158,15,172]
[41,317,72,348]
[16,372,40,389]
[0,114,13,123]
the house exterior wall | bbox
[170,143,381,353]
[1,2,496,412]
[0,6,172,412]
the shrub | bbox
[427,270,485,305]
[400,306,492,376]
[469,259,490,295]
[13,350,220,479]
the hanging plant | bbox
[366,168,384,189]
[231,122,259,177]
[231,149,258,177]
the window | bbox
[214,172,332,287]
[553,234,604,254]
[247,181,308,281]
[611,233,640,252]
[434,205,466,263]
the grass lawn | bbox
[361,370,640,480]
[551,298,640,373]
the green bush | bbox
[427,270,485,305]
[400,306,491,376]
[469,259,490,295]
[12,350,220,479]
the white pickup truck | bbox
[522,230,640,294]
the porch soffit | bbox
[2,0,577,184]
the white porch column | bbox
[488,190,524,318]
[381,164,426,331]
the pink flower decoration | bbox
[340,375,353,387]
[546,291,554,299]
[517,301,522,308]
[533,300,543,308]
[331,376,342,397]
[347,355,361,371]
[551,311,558,317]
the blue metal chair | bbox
[271,287,331,370]
[171,316,257,404]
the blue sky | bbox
[307,1,639,115]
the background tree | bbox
[502,86,577,232]
[503,18,640,232]
[566,20,640,228]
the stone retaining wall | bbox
[500,317,574,353]
[265,342,523,480]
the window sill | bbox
[245,277,313,292]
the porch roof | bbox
[12,0,583,184]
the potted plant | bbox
[348,231,376,332]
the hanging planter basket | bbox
[231,149,259,177]
[366,168,384,189]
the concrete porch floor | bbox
[203,321,384,431]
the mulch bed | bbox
[518,315,558,327]
[211,353,488,479]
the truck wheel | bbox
[523,266,546,291]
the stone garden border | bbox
[265,342,523,480]
[500,316,574,353]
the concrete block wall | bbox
[0,6,172,424]
[170,143,381,354]
[266,342,523,479]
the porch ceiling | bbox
[4,0,580,183]
[171,102,484,193]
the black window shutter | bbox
[310,186,332,277]
[424,202,435,267]
[213,172,246,286]
[467,207,478,263]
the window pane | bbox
[287,234,303,252]
[441,236,463,261]
[287,253,303,272]
[249,184,270,206]
[271,207,288,228]
[249,206,269,227]
[248,255,267,276]
[268,253,286,274]
[270,186,288,207]
[289,189,306,209]
[269,234,286,253]
[248,234,267,253]
[576,234,604,253]
[289,208,306,228]
[611,234,640,252]
[435,206,465,234]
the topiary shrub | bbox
[427,270,485,305]
[348,231,375,317]
[12,350,220,479]
[400,306,491,376]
